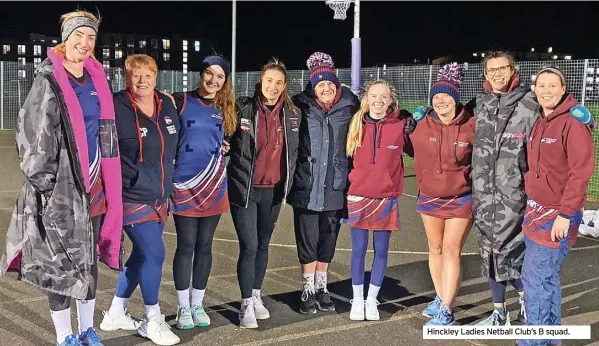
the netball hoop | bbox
[325,0,351,20]
[325,0,361,95]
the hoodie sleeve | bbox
[559,120,596,217]
[17,74,61,195]
[403,131,414,158]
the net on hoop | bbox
[325,0,351,20]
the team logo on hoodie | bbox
[164,116,173,125]
[541,137,557,144]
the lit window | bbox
[34,45,41,56]
[183,87,188,92]
[34,57,41,67]
[183,52,188,58]
[162,39,170,50]
[19,70,26,78]
[183,80,187,86]
[2,45,9,54]
[183,63,188,73]
[18,57,26,66]
[115,49,123,59]
[18,45,26,55]
[103,60,110,69]
[139,40,146,48]
[182,40,188,46]
[183,57,187,63]
[163,52,170,61]
[103,49,110,58]
[52,39,57,44]
[183,75,188,82]
[194,41,200,52]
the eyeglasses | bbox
[486,65,511,76]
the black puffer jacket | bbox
[227,96,301,207]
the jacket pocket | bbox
[332,158,348,190]
[99,119,119,158]
[418,168,469,198]
[348,168,394,197]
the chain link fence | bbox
[2,59,599,200]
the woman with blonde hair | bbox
[227,58,301,328]
[168,55,236,330]
[101,54,181,346]
[344,80,414,321]
[0,9,123,346]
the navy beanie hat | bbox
[200,55,231,80]
[306,52,340,89]
[430,63,464,104]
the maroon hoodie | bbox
[410,106,475,198]
[525,94,595,217]
[252,90,286,188]
[347,109,412,199]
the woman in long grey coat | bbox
[0,10,123,346]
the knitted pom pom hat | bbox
[430,62,464,104]
[307,52,340,89]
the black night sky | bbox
[1,1,598,71]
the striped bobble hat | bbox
[430,62,464,104]
[307,52,340,89]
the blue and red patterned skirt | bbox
[416,192,473,219]
[343,195,401,231]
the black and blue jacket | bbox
[113,89,180,205]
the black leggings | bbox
[292,207,342,265]
[48,215,102,311]
[230,186,283,299]
[172,214,221,291]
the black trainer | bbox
[300,289,317,314]
[316,288,335,312]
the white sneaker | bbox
[176,307,194,330]
[365,298,380,321]
[138,314,180,346]
[239,298,258,329]
[252,293,270,320]
[100,309,140,331]
[191,304,211,327]
[349,298,365,321]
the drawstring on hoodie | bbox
[126,90,163,163]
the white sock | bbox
[177,289,190,309]
[108,296,128,317]
[191,288,205,307]
[76,298,96,334]
[145,303,161,321]
[252,288,261,297]
[352,284,364,300]
[315,271,327,290]
[368,284,380,300]
[50,307,72,344]
[302,273,315,292]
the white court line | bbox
[0,265,299,306]
[163,232,479,256]
[165,232,599,255]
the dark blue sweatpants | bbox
[115,221,166,305]
[517,236,570,346]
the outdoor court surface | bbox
[0,131,597,346]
